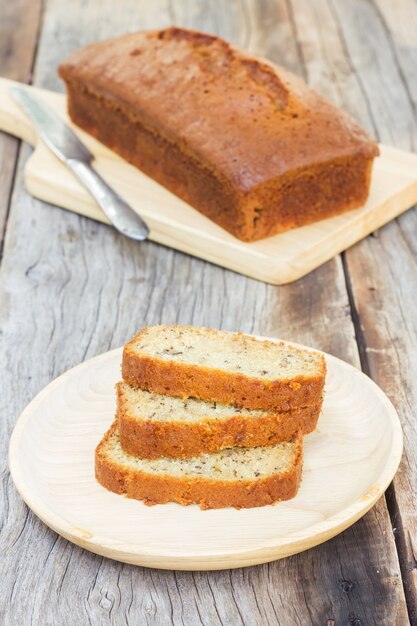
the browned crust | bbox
[62,81,377,242]
[121,329,326,412]
[117,382,321,458]
[95,425,303,510]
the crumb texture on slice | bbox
[128,325,323,380]
[118,381,266,422]
[104,423,297,479]
[117,382,320,458]
[95,423,303,509]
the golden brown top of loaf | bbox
[59,27,379,191]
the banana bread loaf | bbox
[58,27,379,242]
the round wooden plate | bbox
[9,340,403,571]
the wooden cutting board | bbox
[1,76,417,285]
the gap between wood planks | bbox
[342,244,416,624]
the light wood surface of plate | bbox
[1,77,417,284]
[8,337,403,571]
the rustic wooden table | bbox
[1,1,416,624]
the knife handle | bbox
[67,159,149,241]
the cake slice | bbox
[122,325,326,411]
[95,422,303,509]
[117,381,320,458]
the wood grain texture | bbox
[0,0,42,254]
[2,79,417,285]
[0,0,413,624]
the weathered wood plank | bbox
[0,0,410,624]
[330,0,417,619]
[0,0,43,254]
[344,216,417,622]
[373,0,417,114]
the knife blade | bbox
[11,86,149,241]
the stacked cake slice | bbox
[95,325,326,509]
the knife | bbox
[11,86,149,241]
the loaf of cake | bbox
[122,325,326,411]
[117,381,321,458]
[58,27,379,242]
[95,422,302,509]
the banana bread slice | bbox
[96,422,303,509]
[122,325,326,411]
[117,381,320,458]
[58,27,379,242]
